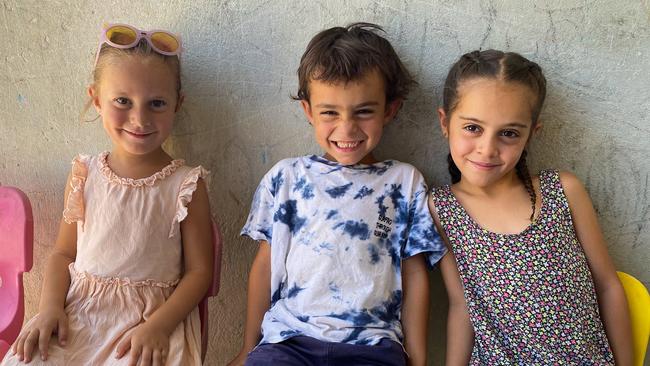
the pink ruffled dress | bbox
[2,152,208,366]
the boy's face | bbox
[301,70,400,165]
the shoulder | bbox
[67,153,97,179]
[537,169,580,187]
[544,170,587,198]
[556,170,584,191]
[385,159,419,173]
[175,164,210,195]
[427,183,453,224]
[70,152,96,165]
[177,162,209,179]
[266,156,308,175]
[256,156,308,191]
[549,170,591,207]
[380,160,427,185]
[389,161,430,196]
[429,182,450,195]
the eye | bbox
[320,110,337,116]
[500,129,520,138]
[150,99,167,109]
[113,97,131,106]
[356,108,374,116]
[463,124,481,133]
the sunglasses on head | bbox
[94,23,182,66]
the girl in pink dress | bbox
[2,23,213,366]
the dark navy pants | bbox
[245,336,406,366]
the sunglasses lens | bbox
[106,26,138,46]
[150,32,179,53]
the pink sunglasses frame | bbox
[93,23,182,67]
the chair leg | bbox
[0,339,11,360]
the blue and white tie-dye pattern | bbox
[241,155,446,346]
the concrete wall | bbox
[1,1,648,364]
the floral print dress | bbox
[431,170,614,365]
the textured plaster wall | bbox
[1,0,648,364]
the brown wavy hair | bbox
[293,22,415,105]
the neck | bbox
[323,152,378,165]
[111,148,171,165]
[108,147,173,180]
[456,170,521,197]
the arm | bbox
[440,252,474,366]
[13,172,77,363]
[560,172,633,366]
[401,253,429,366]
[116,179,214,366]
[428,197,473,365]
[227,241,271,366]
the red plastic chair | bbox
[199,219,223,362]
[0,187,34,359]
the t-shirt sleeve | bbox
[240,166,282,243]
[402,171,447,266]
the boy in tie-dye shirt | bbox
[229,23,446,366]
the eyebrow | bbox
[314,101,380,109]
[110,93,169,100]
[458,115,529,129]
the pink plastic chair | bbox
[0,187,34,359]
[199,219,223,362]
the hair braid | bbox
[447,153,462,184]
[515,150,536,221]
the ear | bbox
[300,100,314,125]
[383,99,402,125]
[438,108,449,139]
[87,85,101,113]
[175,92,185,113]
[526,120,543,145]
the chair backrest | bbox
[0,186,34,358]
[199,219,223,362]
[617,271,650,366]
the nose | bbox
[477,135,499,157]
[129,106,150,129]
[338,113,360,134]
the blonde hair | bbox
[81,40,182,121]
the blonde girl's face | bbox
[89,56,180,158]
[439,78,541,189]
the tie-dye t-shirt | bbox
[241,155,446,346]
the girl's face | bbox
[439,78,541,189]
[89,56,181,159]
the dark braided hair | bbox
[515,150,536,220]
[442,50,546,221]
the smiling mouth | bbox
[469,160,501,169]
[124,130,155,139]
[333,141,362,149]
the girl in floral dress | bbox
[431,50,632,365]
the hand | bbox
[11,307,68,363]
[226,350,249,366]
[115,322,170,366]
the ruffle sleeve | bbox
[169,166,210,238]
[62,154,90,227]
